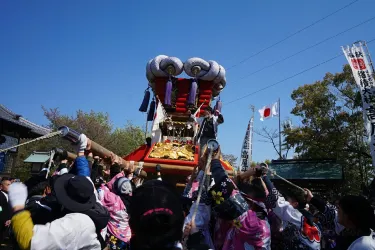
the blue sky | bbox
[1,0,375,163]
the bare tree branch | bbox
[255,126,282,159]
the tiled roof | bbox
[24,151,51,163]
[0,105,51,137]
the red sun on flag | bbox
[259,102,278,121]
[263,107,271,118]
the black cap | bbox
[110,163,121,180]
[204,106,213,113]
[53,148,68,161]
[54,174,96,212]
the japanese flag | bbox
[259,102,278,121]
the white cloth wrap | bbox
[184,57,226,96]
[8,182,27,208]
[146,55,184,82]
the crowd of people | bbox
[0,133,374,250]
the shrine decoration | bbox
[126,55,232,176]
[147,98,156,122]
[139,87,151,112]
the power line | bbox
[225,38,375,106]
[227,0,360,70]
[238,16,375,80]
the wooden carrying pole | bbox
[66,151,78,161]
[90,140,113,160]
[59,126,121,162]
[52,148,77,161]
[140,162,234,176]
[58,126,234,176]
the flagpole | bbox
[193,100,206,117]
[278,98,282,159]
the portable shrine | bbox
[124,55,233,180]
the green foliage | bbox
[110,123,145,157]
[284,64,372,196]
[13,108,144,180]
[250,159,271,167]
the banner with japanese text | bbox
[342,43,375,167]
[240,117,253,172]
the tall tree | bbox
[284,64,372,195]
[13,108,144,180]
[42,107,144,156]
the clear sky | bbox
[1,0,375,163]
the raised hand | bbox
[213,146,221,160]
[304,188,313,203]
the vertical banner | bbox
[342,42,375,167]
[240,117,253,172]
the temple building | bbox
[269,159,344,200]
[0,105,50,176]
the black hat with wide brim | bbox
[54,174,96,212]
